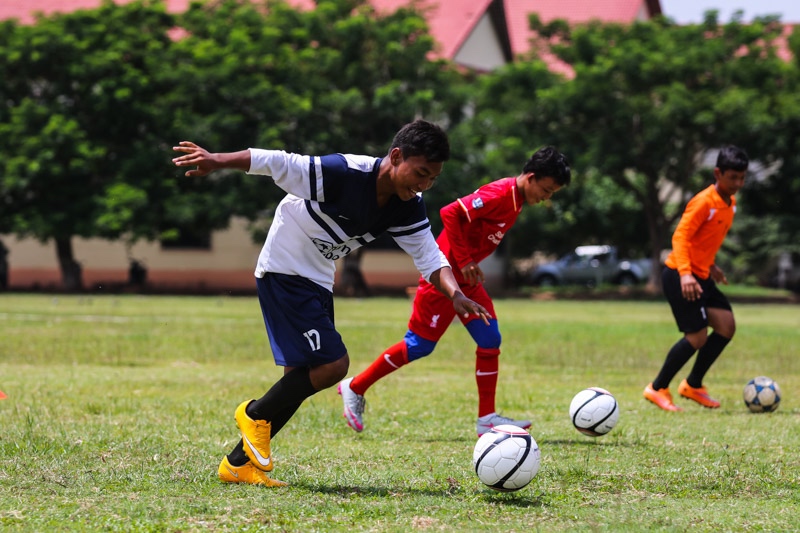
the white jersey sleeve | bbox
[247,149,325,201]
[390,221,451,282]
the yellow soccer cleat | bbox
[218,457,287,487]
[234,400,274,471]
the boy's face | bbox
[520,174,562,205]
[714,168,746,198]
[389,148,443,201]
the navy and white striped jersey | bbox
[248,149,449,292]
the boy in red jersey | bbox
[644,145,749,411]
[338,146,571,435]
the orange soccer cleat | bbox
[678,379,721,408]
[643,383,683,411]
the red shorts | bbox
[408,280,496,342]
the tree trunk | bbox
[340,248,370,297]
[644,179,668,294]
[55,236,83,290]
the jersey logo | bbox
[488,231,504,245]
[430,314,440,328]
[311,238,352,260]
[707,208,716,221]
[472,197,484,209]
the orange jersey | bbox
[665,184,736,279]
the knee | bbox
[467,319,501,350]
[405,332,436,362]
[717,321,736,339]
[685,331,708,351]
[313,354,349,389]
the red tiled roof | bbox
[2,0,495,61]
[288,0,497,60]
[505,0,657,56]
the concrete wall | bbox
[1,216,506,293]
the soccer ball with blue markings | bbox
[743,376,781,413]
[473,425,540,492]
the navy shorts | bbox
[256,273,347,367]
[662,266,732,333]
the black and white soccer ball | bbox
[569,387,620,437]
[743,376,781,413]
[472,424,540,492]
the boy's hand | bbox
[680,274,703,301]
[172,141,217,177]
[452,292,491,325]
[709,264,728,285]
[461,261,485,286]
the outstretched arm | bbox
[172,141,250,176]
[429,267,491,325]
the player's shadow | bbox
[289,481,545,505]
[538,438,637,447]
[478,492,546,508]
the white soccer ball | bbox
[569,387,620,437]
[473,424,540,492]
[743,376,781,413]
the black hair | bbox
[390,119,450,163]
[716,145,749,173]
[522,146,571,186]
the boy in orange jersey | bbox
[644,145,749,411]
[338,146,572,435]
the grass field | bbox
[0,294,798,532]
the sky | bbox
[660,0,800,24]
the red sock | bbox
[476,347,499,417]
[350,341,409,395]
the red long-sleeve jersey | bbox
[437,177,523,284]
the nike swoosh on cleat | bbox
[242,435,271,468]
[475,370,498,376]
[225,465,239,479]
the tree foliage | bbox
[457,13,799,287]
[0,0,177,288]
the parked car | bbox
[527,245,652,287]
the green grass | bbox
[1,294,799,532]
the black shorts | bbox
[662,266,732,333]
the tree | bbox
[526,13,794,287]
[0,0,177,289]
[168,0,466,294]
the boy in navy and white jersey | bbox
[173,120,489,487]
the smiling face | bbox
[518,174,562,205]
[714,167,746,202]
[388,148,443,201]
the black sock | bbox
[227,369,315,466]
[227,441,248,467]
[269,401,304,437]
[246,367,317,423]
[686,332,730,388]
[652,338,696,390]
